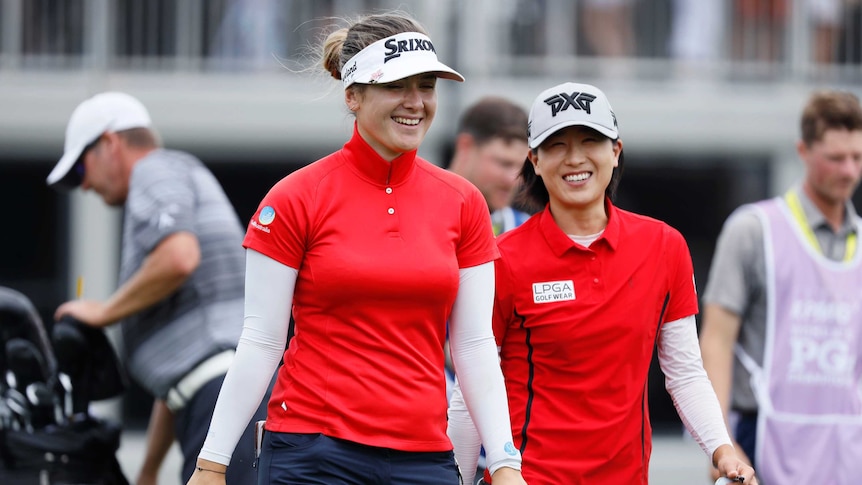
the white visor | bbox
[341,32,464,89]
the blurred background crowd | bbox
[1,0,861,434]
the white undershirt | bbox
[569,230,604,247]
[198,250,521,475]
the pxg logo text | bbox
[544,91,597,117]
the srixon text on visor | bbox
[384,38,436,63]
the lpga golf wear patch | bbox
[532,280,575,303]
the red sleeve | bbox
[456,185,500,269]
[243,171,313,270]
[663,225,699,323]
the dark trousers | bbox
[735,412,758,469]
[257,432,461,484]
[174,374,269,484]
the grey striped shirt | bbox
[119,149,245,398]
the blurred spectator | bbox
[731,0,845,65]
[670,0,725,62]
[732,0,787,63]
[510,0,547,56]
[839,0,862,63]
[21,0,84,56]
[447,97,531,234]
[209,0,289,69]
[581,0,636,57]
[808,0,844,63]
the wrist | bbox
[712,443,735,468]
[490,466,521,478]
[97,300,122,327]
[195,458,227,475]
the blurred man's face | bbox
[800,128,862,208]
[79,134,129,206]
[464,137,529,212]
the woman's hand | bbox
[713,444,757,484]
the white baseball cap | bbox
[47,91,152,189]
[527,82,618,149]
[341,32,464,89]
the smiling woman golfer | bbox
[186,12,525,485]
[448,81,757,485]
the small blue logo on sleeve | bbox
[504,442,518,456]
[259,206,276,225]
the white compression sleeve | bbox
[658,315,732,458]
[448,380,482,485]
[448,262,521,476]
[198,249,296,464]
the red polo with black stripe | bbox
[490,202,698,484]
[243,126,498,452]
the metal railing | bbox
[1,0,859,83]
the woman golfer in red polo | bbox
[187,12,525,485]
[448,82,757,484]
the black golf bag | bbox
[0,286,129,484]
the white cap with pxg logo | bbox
[527,82,618,149]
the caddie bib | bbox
[737,196,862,484]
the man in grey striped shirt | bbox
[48,92,266,484]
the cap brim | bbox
[46,147,85,190]
[431,69,465,82]
[529,120,618,149]
[375,59,464,84]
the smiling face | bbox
[346,73,438,161]
[529,125,621,215]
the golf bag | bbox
[0,286,129,484]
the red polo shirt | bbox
[243,126,498,452]
[490,202,698,484]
